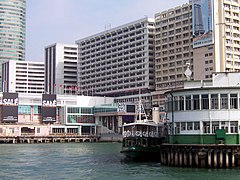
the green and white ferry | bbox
[121,100,167,161]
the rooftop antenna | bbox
[185,63,192,81]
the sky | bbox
[25,0,189,61]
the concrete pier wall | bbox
[0,135,100,144]
[160,144,240,168]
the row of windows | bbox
[175,121,238,134]
[79,23,149,46]
[167,93,240,111]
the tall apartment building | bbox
[0,0,26,90]
[76,18,155,107]
[45,43,78,95]
[214,0,240,72]
[153,3,193,107]
[193,0,240,79]
[2,60,44,93]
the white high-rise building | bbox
[2,60,44,93]
[76,18,155,107]
[44,43,78,95]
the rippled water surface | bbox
[0,143,240,180]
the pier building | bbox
[0,92,139,142]
[161,72,240,168]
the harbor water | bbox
[0,143,240,180]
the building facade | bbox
[214,0,240,72]
[44,43,78,95]
[0,0,26,90]
[1,60,44,93]
[153,3,193,108]
[0,92,136,137]
[165,72,240,145]
[76,18,155,107]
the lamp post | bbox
[170,91,174,144]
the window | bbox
[230,94,237,109]
[212,121,219,133]
[181,122,186,131]
[194,122,200,130]
[211,94,219,109]
[230,121,238,133]
[220,94,228,109]
[201,94,209,109]
[193,95,200,110]
[203,122,210,133]
[186,95,191,110]
[179,96,184,111]
[187,122,193,130]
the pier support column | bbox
[232,152,235,167]
[168,151,171,165]
[195,153,199,167]
[171,151,174,166]
[219,150,223,168]
[226,151,229,168]
[184,152,187,166]
[179,152,183,166]
[208,150,211,167]
[214,150,217,168]
[189,151,192,167]
[175,151,178,166]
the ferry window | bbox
[230,121,238,133]
[187,122,193,130]
[185,95,191,110]
[211,94,219,109]
[193,95,200,110]
[194,122,200,130]
[212,121,219,133]
[179,96,184,111]
[203,122,210,133]
[230,94,238,109]
[220,94,228,109]
[181,122,186,131]
[201,94,209,109]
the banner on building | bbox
[192,0,214,48]
[2,92,18,122]
[42,94,56,122]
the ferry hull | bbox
[121,146,161,161]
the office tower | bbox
[2,60,44,93]
[45,43,78,95]
[76,17,155,107]
[0,0,26,89]
[153,3,193,107]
